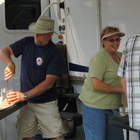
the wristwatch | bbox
[23,92,28,100]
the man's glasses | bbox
[105,38,121,43]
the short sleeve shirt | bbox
[10,37,63,103]
[79,48,122,109]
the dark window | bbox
[5,0,41,30]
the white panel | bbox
[66,0,98,63]
[0,3,34,81]
[65,0,100,66]
[51,0,100,77]
[50,0,66,43]
[101,0,140,52]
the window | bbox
[5,0,41,30]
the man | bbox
[0,16,65,140]
[117,33,140,139]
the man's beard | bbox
[34,38,48,46]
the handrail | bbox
[41,2,60,16]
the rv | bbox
[0,0,140,139]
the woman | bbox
[79,26,125,140]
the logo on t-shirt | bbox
[36,57,43,66]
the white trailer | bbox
[0,0,140,139]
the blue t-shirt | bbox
[10,37,63,103]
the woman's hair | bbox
[101,26,121,48]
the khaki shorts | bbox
[16,100,63,138]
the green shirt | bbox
[79,48,122,109]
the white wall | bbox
[101,0,140,52]
[51,0,100,78]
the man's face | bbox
[34,33,53,46]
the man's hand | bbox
[4,66,15,80]
[7,91,25,105]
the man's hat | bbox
[28,16,57,34]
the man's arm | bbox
[26,74,57,99]
[121,78,127,97]
[91,77,123,93]
[0,46,15,80]
[0,46,14,64]
[7,74,57,104]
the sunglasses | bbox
[105,38,121,43]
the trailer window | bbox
[5,0,41,30]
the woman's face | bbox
[102,34,121,54]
